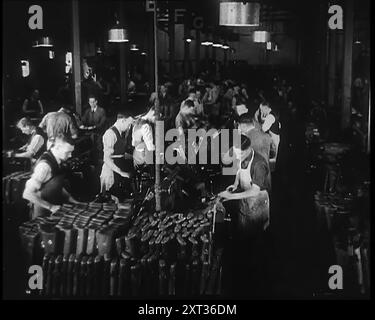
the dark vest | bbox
[29,127,46,159]
[32,151,66,217]
[110,126,133,175]
[269,111,280,135]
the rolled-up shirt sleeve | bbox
[142,124,155,151]
[262,114,276,132]
[102,130,116,161]
[26,135,44,156]
[24,161,52,192]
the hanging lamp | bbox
[219,1,260,27]
[253,30,270,43]
[108,20,129,42]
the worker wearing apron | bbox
[219,134,270,296]
[100,112,134,201]
[23,135,79,218]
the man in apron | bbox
[100,112,134,201]
[218,134,271,296]
[23,135,79,218]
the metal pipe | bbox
[72,0,82,116]
[368,86,371,154]
[154,0,162,212]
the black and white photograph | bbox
[2,0,371,302]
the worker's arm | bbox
[103,131,130,177]
[61,187,79,204]
[142,124,155,151]
[14,135,44,159]
[38,113,48,131]
[262,114,276,132]
[23,162,59,211]
[224,183,260,200]
[38,100,44,115]
[22,99,29,113]
[225,170,240,192]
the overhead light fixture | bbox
[108,20,129,42]
[201,41,213,46]
[222,43,230,50]
[253,31,270,43]
[273,43,279,52]
[96,47,103,54]
[49,50,55,59]
[219,1,260,27]
[354,40,362,44]
[130,44,139,51]
[141,51,147,56]
[32,36,54,48]
[183,35,195,43]
[212,43,223,48]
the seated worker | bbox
[254,101,281,166]
[39,104,79,150]
[14,117,46,162]
[23,135,79,218]
[80,95,107,134]
[132,106,156,167]
[100,112,134,201]
[218,134,270,295]
[80,95,107,163]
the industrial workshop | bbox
[2,0,370,300]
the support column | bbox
[148,15,155,91]
[328,30,337,107]
[72,0,82,115]
[341,0,354,129]
[154,0,162,212]
[119,1,128,107]
[195,29,200,74]
[183,16,190,78]
[168,3,175,80]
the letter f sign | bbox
[28,5,43,30]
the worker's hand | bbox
[68,196,80,204]
[218,190,233,200]
[50,205,61,214]
[119,171,130,178]
[226,185,237,192]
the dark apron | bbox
[109,126,133,200]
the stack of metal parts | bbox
[116,206,223,297]
[19,199,224,298]
[314,190,370,295]
[3,171,32,205]
[18,201,133,274]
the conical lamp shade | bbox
[108,21,129,42]
[219,1,260,27]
